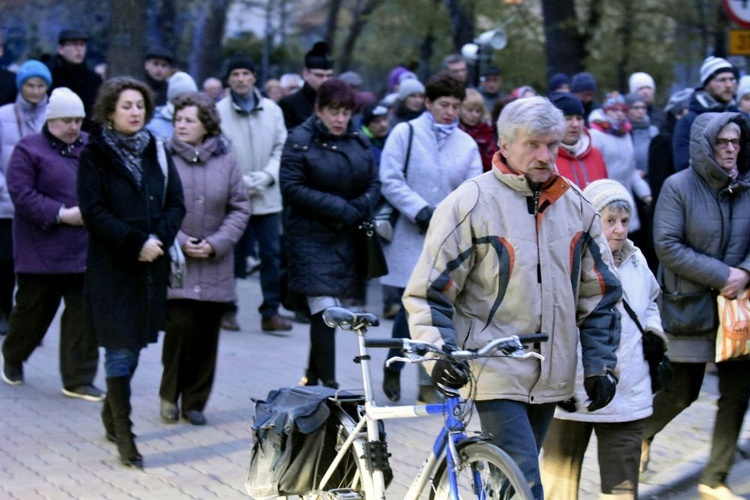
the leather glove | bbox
[557,397,578,413]
[431,346,470,397]
[583,371,618,411]
[415,206,434,233]
[642,332,666,364]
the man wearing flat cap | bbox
[143,46,174,107]
[278,41,334,130]
[217,53,291,333]
[673,56,739,171]
[47,29,102,132]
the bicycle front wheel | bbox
[430,441,533,500]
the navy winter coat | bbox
[280,116,380,299]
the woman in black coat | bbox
[280,78,380,388]
[77,77,185,469]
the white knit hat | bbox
[700,56,736,88]
[398,78,425,101]
[583,179,634,214]
[628,72,655,94]
[46,87,85,120]
[167,71,198,102]
[738,75,750,100]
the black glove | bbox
[642,332,666,364]
[415,206,434,233]
[431,347,470,396]
[557,397,578,413]
[583,371,618,411]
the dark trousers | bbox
[2,273,98,388]
[541,418,644,497]
[159,300,224,413]
[643,360,750,487]
[0,219,14,317]
[476,399,556,500]
[384,288,430,385]
[231,213,283,318]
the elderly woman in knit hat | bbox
[2,88,103,403]
[388,75,425,127]
[0,59,53,336]
[541,178,666,500]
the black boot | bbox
[383,366,401,402]
[101,397,116,443]
[106,377,143,469]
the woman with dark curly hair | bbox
[280,78,380,388]
[77,76,185,469]
[157,92,250,426]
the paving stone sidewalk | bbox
[0,277,747,499]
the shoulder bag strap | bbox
[622,298,646,336]
[402,123,414,180]
[155,139,168,205]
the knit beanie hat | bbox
[570,72,597,93]
[224,53,255,80]
[583,179,633,214]
[548,73,570,94]
[398,78,425,101]
[167,72,198,102]
[700,56,737,88]
[46,87,85,120]
[362,102,388,126]
[664,88,694,115]
[624,92,647,107]
[304,41,334,70]
[603,91,627,111]
[16,60,52,89]
[628,72,655,94]
[550,92,584,117]
[339,71,363,88]
[738,76,750,100]
[388,66,409,91]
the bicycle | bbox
[288,306,548,500]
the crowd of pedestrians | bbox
[0,27,748,500]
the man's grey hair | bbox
[496,96,566,145]
[441,53,466,70]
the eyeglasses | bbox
[716,138,741,149]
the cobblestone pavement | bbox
[0,278,747,499]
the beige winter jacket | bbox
[404,155,622,403]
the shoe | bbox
[183,410,206,426]
[417,385,443,404]
[62,384,106,402]
[160,400,179,423]
[1,354,23,385]
[245,256,261,275]
[383,367,401,402]
[640,440,651,473]
[322,380,339,390]
[383,304,401,320]
[261,315,293,332]
[220,312,241,331]
[698,483,744,499]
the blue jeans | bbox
[104,348,140,379]
[233,213,283,318]
[476,399,556,500]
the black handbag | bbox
[622,299,673,394]
[360,220,389,279]
[374,123,414,242]
[657,290,718,336]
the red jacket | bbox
[556,129,608,188]
[459,121,498,172]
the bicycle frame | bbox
[317,322,485,500]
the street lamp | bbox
[462,20,514,86]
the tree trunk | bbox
[191,0,231,84]
[616,0,635,93]
[107,0,148,77]
[541,0,586,79]
[324,0,343,50]
[338,0,385,71]
[445,0,475,52]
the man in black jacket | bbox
[278,42,334,130]
[142,46,173,107]
[47,29,102,132]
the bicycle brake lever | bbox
[385,354,422,367]
[512,351,545,361]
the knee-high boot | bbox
[101,397,116,443]
[309,312,337,389]
[106,376,143,469]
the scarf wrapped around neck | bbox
[102,127,151,184]
[425,111,459,148]
[590,113,632,137]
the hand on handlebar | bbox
[431,346,470,397]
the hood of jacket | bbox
[689,111,750,192]
[168,135,230,165]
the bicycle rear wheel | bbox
[429,441,533,500]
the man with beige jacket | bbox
[217,53,291,332]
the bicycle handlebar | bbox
[366,333,548,361]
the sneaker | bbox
[1,354,23,385]
[698,483,744,500]
[261,315,293,332]
[62,384,106,402]
[183,410,206,426]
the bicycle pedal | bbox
[325,488,363,499]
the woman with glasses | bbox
[641,112,750,499]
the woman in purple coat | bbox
[158,92,250,426]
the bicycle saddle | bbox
[323,307,380,329]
